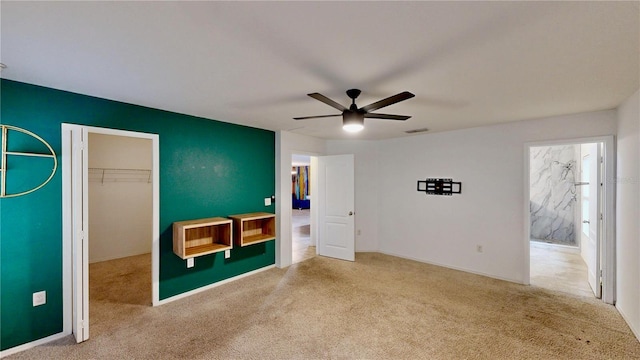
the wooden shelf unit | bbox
[173,217,232,259]
[229,212,276,247]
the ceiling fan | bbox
[294,89,415,133]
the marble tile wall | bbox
[530,145,579,246]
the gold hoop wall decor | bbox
[0,125,58,198]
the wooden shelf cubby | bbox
[173,217,232,259]
[228,212,276,247]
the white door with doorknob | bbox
[316,154,355,261]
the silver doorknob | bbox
[582,220,590,224]
[349,211,354,216]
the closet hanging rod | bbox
[88,168,152,184]
[88,167,151,171]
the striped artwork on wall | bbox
[292,166,309,200]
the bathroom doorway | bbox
[526,136,614,303]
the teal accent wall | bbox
[0,79,275,351]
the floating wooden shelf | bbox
[229,212,276,247]
[173,217,232,259]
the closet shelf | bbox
[89,167,152,184]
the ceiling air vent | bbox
[405,127,429,134]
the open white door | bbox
[316,154,355,261]
[580,143,601,298]
[65,125,89,342]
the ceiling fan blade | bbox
[308,93,348,112]
[364,113,411,121]
[293,114,341,120]
[360,91,415,113]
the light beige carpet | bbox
[7,253,640,359]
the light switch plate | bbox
[187,258,195,268]
[264,197,272,206]
[33,291,46,307]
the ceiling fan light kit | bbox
[342,112,364,133]
[294,89,415,133]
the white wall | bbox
[325,140,380,252]
[615,88,640,339]
[371,110,616,283]
[88,133,153,263]
[276,131,326,267]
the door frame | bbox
[62,124,160,342]
[523,135,615,304]
[276,147,322,268]
[291,153,317,251]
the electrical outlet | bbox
[33,291,46,307]
[225,249,231,259]
[476,245,483,253]
[264,197,272,206]
[187,258,195,268]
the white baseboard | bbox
[378,249,523,285]
[355,248,378,253]
[615,305,640,342]
[156,265,276,306]
[0,331,70,358]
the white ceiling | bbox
[1,1,638,140]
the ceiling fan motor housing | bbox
[346,88,362,100]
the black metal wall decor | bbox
[417,178,462,196]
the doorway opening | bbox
[87,133,153,331]
[525,136,614,303]
[291,154,315,263]
[62,124,160,343]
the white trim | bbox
[523,135,616,304]
[61,126,72,337]
[274,132,286,268]
[156,265,276,305]
[310,156,318,251]
[523,145,532,285]
[291,151,319,250]
[601,136,616,304]
[378,250,523,284]
[0,332,69,358]
[151,132,160,306]
[616,305,640,341]
[274,133,323,268]
[77,126,161,306]
[62,124,161,344]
